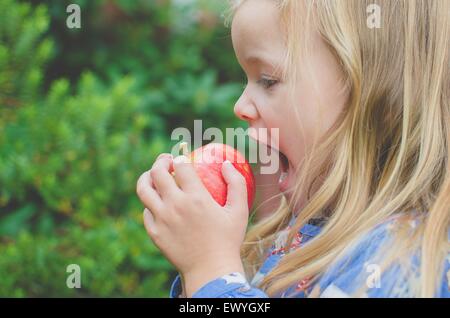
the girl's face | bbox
[231,0,348,204]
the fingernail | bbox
[159,153,172,159]
[223,160,233,168]
[174,155,189,164]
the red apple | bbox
[170,142,255,210]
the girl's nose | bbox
[234,92,258,122]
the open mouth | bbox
[265,143,289,173]
[266,143,290,189]
[247,129,290,190]
[279,151,289,173]
[278,151,289,187]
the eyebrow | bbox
[244,54,283,76]
[245,55,276,67]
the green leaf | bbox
[0,204,36,237]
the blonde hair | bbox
[227,0,450,297]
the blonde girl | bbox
[136,0,449,297]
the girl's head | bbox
[227,0,449,297]
[231,0,349,208]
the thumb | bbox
[222,160,248,212]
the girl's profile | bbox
[137,0,450,298]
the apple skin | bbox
[171,143,255,210]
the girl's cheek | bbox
[254,89,279,111]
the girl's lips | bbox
[247,127,280,151]
[278,153,291,192]
[278,171,290,192]
[279,170,288,184]
[247,127,291,192]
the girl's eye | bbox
[257,76,279,89]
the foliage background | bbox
[0,0,246,297]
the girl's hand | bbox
[136,153,249,297]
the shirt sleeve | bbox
[169,272,268,298]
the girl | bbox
[136,0,449,297]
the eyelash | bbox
[256,76,279,89]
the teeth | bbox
[279,171,288,184]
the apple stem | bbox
[180,142,189,156]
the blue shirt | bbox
[170,215,450,298]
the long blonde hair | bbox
[227,0,449,297]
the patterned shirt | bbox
[170,215,450,298]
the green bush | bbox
[0,0,53,106]
[0,216,172,297]
[1,0,243,296]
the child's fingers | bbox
[143,208,159,241]
[172,155,205,192]
[150,156,182,199]
[153,153,174,182]
[156,153,173,161]
[136,170,164,213]
[222,160,248,214]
